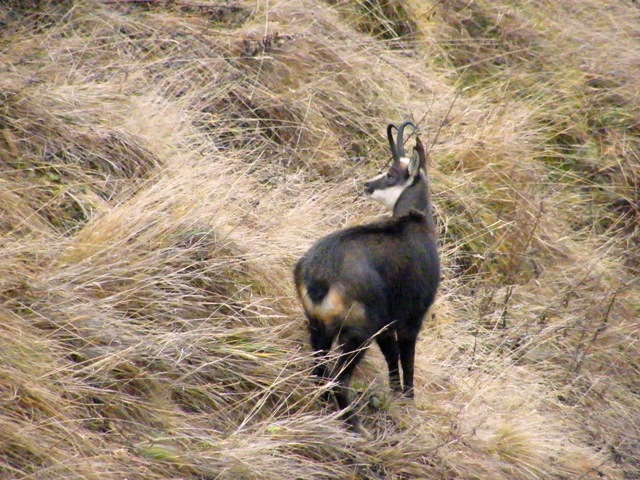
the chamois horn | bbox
[396,120,418,159]
[387,123,399,162]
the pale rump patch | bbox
[299,284,365,328]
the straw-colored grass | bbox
[1,0,638,478]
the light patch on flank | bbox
[299,285,365,328]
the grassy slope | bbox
[0,0,638,478]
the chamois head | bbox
[363,121,429,216]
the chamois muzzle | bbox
[363,181,375,195]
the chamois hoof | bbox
[347,419,373,439]
[341,408,372,438]
[368,393,382,410]
[402,389,416,402]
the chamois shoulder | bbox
[325,210,429,244]
[295,212,427,275]
[298,211,429,255]
[340,209,428,237]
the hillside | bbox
[1,0,639,479]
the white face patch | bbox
[368,184,407,210]
[369,187,413,213]
[364,157,414,211]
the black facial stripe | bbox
[365,162,413,194]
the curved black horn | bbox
[396,120,418,158]
[387,123,399,161]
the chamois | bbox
[294,121,440,430]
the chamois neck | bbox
[392,174,435,227]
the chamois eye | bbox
[386,172,395,180]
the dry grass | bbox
[1,0,639,478]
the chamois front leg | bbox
[397,324,420,398]
[375,330,401,393]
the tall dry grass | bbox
[1,0,638,478]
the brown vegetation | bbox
[1,0,638,478]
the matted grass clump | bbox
[1,0,638,479]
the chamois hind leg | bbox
[397,324,420,398]
[375,330,401,393]
[333,329,369,430]
[307,315,335,401]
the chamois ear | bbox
[409,135,428,177]
[408,146,421,177]
[408,137,427,177]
